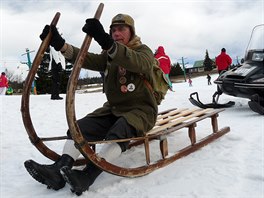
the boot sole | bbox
[24,160,65,190]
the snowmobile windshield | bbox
[246,24,264,51]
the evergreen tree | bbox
[35,50,52,94]
[35,48,73,94]
[203,49,213,71]
[170,62,183,76]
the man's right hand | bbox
[39,25,65,51]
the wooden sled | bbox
[69,107,230,177]
[21,3,230,178]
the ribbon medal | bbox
[120,85,128,93]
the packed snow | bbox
[1,74,263,198]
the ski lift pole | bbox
[181,57,187,82]
[23,48,37,95]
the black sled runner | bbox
[189,92,235,109]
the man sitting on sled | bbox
[24,13,158,195]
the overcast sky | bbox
[0,0,263,75]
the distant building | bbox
[187,59,216,73]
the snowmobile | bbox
[190,24,264,115]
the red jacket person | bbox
[215,48,232,74]
[154,46,173,89]
[0,72,8,95]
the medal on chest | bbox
[120,85,128,93]
[118,66,126,76]
[119,76,127,84]
[118,66,135,93]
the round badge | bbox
[120,85,128,93]
[119,76,127,84]
[118,67,126,76]
[127,83,135,92]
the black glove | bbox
[39,25,65,51]
[82,18,114,50]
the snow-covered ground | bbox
[1,74,263,198]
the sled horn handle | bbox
[66,3,104,147]
[21,12,62,161]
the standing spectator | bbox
[49,47,65,100]
[207,74,212,85]
[154,46,173,90]
[215,48,232,74]
[188,77,192,87]
[0,72,8,95]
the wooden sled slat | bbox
[148,108,211,135]
[156,108,193,125]
[157,108,188,120]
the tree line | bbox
[6,49,221,94]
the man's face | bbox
[110,25,131,45]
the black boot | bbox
[61,163,102,196]
[24,154,74,190]
[51,95,63,100]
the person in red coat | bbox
[154,46,173,90]
[0,72,9,95]
[215,48,232,74]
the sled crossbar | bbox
[40,136,69,142]
[84,108,229,170]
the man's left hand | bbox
[82,18,114,50]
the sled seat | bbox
[128,107,229,165]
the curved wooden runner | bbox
[65,2,104,166]
[21,12,64,162]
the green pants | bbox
[165,74,173,88]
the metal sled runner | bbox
[21,3,230,178]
